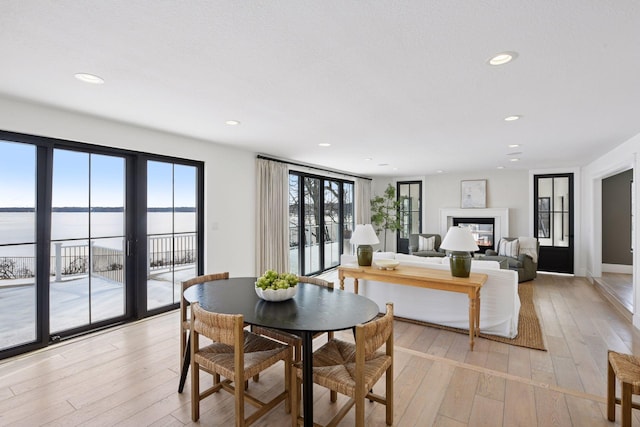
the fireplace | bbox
[439,208,509,252]
[453,217,495,252]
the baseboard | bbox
[602,263,633,274]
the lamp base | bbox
[357,245,373,266]
[448,251,472,277]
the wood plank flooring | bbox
[1,273,639,426]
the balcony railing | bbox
[0,232,197,284]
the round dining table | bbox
[181,277,380,427]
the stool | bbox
[608,350,640,426]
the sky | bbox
[0,140,196,208]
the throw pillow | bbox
[498,239,519,258]
[418,235,435,251]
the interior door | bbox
[397,181,422,254]
[534,174,574,273]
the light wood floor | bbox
[594,272,633,315]
[1,273,639,426]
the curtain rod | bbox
[257,155,372,181]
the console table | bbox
[338,265,487,350]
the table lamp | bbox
[440,226,479,277]
[350,224,379,266]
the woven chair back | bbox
[191,302,242,347]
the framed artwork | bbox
[460,180,486,208]
[537,197,551,238]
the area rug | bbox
[396,280,546,351]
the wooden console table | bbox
[338,265,488,350]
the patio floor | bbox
[0,266,196,351]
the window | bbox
[289,171,354,275]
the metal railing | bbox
[0,232,196,284]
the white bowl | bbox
[374,259,400,270]
[255,285,297,302]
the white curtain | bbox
[255,158,289,275]
[355,178,371,225]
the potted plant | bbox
[370,183,402,251]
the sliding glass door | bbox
[0,141,37,351]
[146,161,198,311]
[289,171,354,275]
[50,150,127,334]
[0,130,204,360]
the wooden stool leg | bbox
[622,382,632,427]
[608,358,616,421]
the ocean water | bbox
[0,212,196,256]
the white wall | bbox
[0,95,257,276]
[372,170,530,252]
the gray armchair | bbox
[408,233,446,257]
[480,237,539,282]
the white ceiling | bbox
[1,1,639,177]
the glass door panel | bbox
[0,141,37,350]
[50,150,126,334]
[397,181,422,254]
[146,161,198,310]
[324,180,340,268]
[303,177,321,274]
[288,175,300,274]
[343,182,354,256]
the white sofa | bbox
[339,252,521,338]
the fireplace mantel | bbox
[439,208,509,245]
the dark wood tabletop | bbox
[182,276,380,333]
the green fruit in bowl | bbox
[256,270,299,290]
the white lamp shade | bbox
[350,224,380,245]
[440,226,479,252]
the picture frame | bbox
[460,179,486,208]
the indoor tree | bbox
[370,183,402,251]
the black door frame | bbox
[534,173,574,274]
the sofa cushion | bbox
[498,239,519,257]
[418,235,435,251]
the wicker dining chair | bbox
[180,272,229,371]
[291,302,394,427]
[251,276,334,390]
[190,303,292,425]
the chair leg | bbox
[191,362,200,421]
[355,386,365,427]
[608,358,616,422]
[622,382,632,427]
[236,374,245,427]
[284,357,291,414]
[386,365,393,425]
[290,364,299,427]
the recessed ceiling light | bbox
[364,158,372,161]
[437,170,444,174]
[497,166,505,169]
[504,115,521,121]
[225,120,240,126]
[509,158,520,162]
[74,73,104,84]
[393,167,398,171]
[507,144,520,148]
[507,152,522,156]
[318,143,331,147]
[488,51,518,66]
